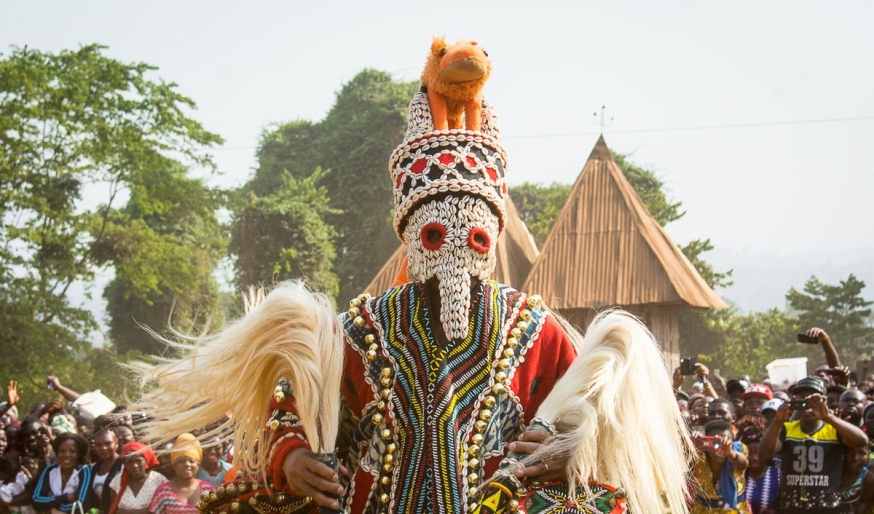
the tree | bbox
[240,70,418,302]
[787,274,874,362]
[682,307,800,379]
[508,182,571,247]
[94,163,226,355]
[231,167,339,298]
[0,45,221,387]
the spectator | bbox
[759,376,869,513]
[110,408,133,430]
[690,419,750,513]
[194,437,231,488]
[19,418,51,465]
[773,391,790,402]
[741,384,773,420]
[3,427,20,462]
[113,426,135,448]
[49,416,75,438]
[760,399,785,430]
[32,433,91,513]
[826,385,847,413]
[90,429,122,513]
[153,442,175,481]
[840,446,874,511]
[837,389,866,427]
[0,453,27,509]
[0,430,6,460]
[689,394,714,434]
[727,379,748,417]
[708,399,736,425]
[740,417,780,514]
[147,434,212,514]
[107,442,168,514]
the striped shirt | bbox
[746,464,780,514]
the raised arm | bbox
[47,376,80,403]
[695,363,720,399]
[758,404,789,462]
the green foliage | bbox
[240,70,418,302]
[787,274,874,362]
[680,238,734,290]
[508,182,571,247]
[231,167,339,298]
[612,153,685,226]
[682,274,874,378]
[94,163,226,355]
[680,308,803,379]
[0,44,222,383]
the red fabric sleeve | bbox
[510,314,577,425]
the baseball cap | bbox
[761,399,784,413]
[726,379,747,396]
[792,376,827,396]
[741,383,773,401]
[826,384,847,395]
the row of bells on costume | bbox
[195,479,313,514]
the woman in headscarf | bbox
[147,435,211,514]
[107,443,167,514]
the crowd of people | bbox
[0,378,230,514]
[1,326,872,514]
[679,328,874,514]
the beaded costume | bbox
[138,38,693,514]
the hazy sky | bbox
[3,1,872,312]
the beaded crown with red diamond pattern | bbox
[389,90,508,239]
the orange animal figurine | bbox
[421,36,492,131]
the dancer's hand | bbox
[282,448,345,509]
[507,430,567,482]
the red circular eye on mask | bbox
[467,227,491,254]
[420,222,447,251]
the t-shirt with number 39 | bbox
[778,420,846,513]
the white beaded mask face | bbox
[403,195,499,341]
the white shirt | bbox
[92,471,109,500]
[109,471,168,511]
[48,466,80,496]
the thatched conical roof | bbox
[522,135,727,310]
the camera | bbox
[679,357,697,376]
[789,399,811,411]
[692,435,722,452]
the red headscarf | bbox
[107,442,160,514]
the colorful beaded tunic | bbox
[263,281,577,514]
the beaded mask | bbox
[389,90,508,240]
[402,194,499,341]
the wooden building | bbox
[521,136,727,363]
[363,196,540,295]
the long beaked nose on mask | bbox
[403,195,499,341]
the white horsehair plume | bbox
[518,309,695,514]
[129,280,344,479]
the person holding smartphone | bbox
[758,377,869,513]
[691,419,751,513]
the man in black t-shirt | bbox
[758,377,868,513]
